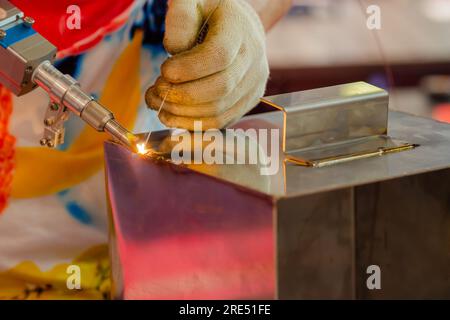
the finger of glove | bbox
[146,82,242,117]
[157,80,267,130]
[161,2,243,83]
[155,46,252,105]
[148,59,265,117]
[164,0,203,54]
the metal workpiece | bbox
[277,170,450,299]
[261,82,415,167]
[130,111,450,198]
[105,107,450,299]
[105,142,275,300]
[262,82,389,150]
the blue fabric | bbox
[65,201,93,225]
[0,25,36,48]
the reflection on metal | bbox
[105,89,450,299]
[261,82,416,167]
[105,143,275,300]
[133,122,280,196]
[286,136,416,167]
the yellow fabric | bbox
[0,245,110,300]
[11,31,143,199]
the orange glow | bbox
[136,143,148,155]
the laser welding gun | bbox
[0,0,136,150]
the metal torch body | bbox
[0,0,135,149]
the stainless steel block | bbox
[105,87,450,299]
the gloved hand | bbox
[145,0,270,131]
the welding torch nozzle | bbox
[32,61,137,150]
[80,100,137,149]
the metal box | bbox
[105,83,450,299]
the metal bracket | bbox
[261,82,417,167]
[40,101,69,148]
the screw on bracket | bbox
[23,16,35,28]
[40,138,48,146]
[0,29,6,40]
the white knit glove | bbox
[145,0,270,130]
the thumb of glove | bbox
[164,0,206,54]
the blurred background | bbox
[264,0,450,123]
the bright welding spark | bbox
[136,143,148,155]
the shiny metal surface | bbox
[0,33,56,96]
[33,61,88,115]
[276,168,450,299]
[261,82,416,166]
[132,111,450,198]
[282,111,450,198]
[277,188,355,299]
[81,101,113,131]
[287,136,415,168]
[0,0,23,29]
[104,119,136,150]
[262,82,389,150]
[41,101,70,148]
[105,144,275,299]
[354,169,450,299]
[0,1,135,150]
[0,1,56,95]
[105,109,450,299]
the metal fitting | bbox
[33,61,136,150]
[0,29,6,39]
[23,16,34,27]
[104,120,136,149]
[44,118,54,126]
[80,101,114,131]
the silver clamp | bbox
[40,101,70,148]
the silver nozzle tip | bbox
[104,119,138,151]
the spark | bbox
[136,143,148,155]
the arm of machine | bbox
[0,0,136,150]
